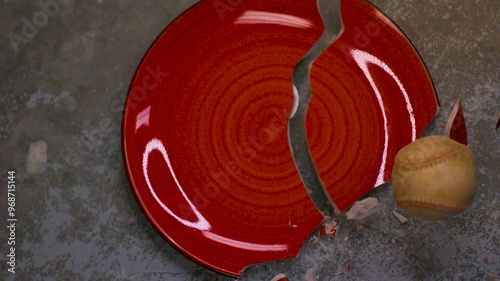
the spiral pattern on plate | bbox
[192,39,320,208]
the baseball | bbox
[392,135,477,221]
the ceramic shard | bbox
[270,273,289,281]
[27,141,48,174]
[444,99,468,145]
[345,198,380,220]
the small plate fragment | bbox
[393,210,408,224]
[270,273,288,281]
[305,267,317,281]
[27,141,48,174]
[319,217,338,236]
[345,198,381,220]
[444,99,467,145]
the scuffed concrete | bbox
[0,0,498,280]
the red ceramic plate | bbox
[123,0,438,277]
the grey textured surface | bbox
[0,0,498,280]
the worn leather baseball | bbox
[392,135,477,220]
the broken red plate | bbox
[123,0,438,277]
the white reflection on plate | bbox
[351,49,416,186]
[142,138,211,231]
[234,10,313,29]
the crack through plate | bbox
[288,0,344,217]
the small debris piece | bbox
[444,99,467,145]
[393,210,408,224]
[347,264,351,271]
[305,268,317,281]
[319,241,328,252]
[345,197,380,220]
[319,217,338,236]
[27,141,48,174]
[484,257,489,264]
[270,273,288,281]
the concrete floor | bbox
[0,0,498,280]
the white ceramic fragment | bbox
[27,141,47,174]
[270,273,288,281]
[393,210,409,224]
[345,197,380,220]
[305,267,317,281]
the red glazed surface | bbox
[312,0,438,209]
[123,0,438,276]
[445,100,468,145]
